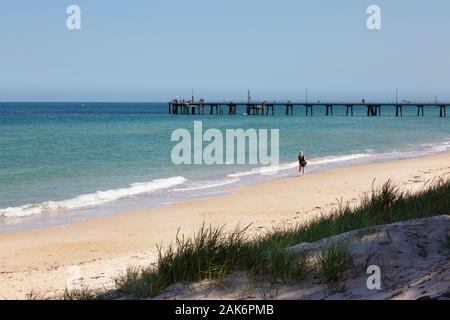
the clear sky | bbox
[1,0,449,102]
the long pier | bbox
[169,100,448,117]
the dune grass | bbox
[115,225,253,297]
[60,287,102,300]
[315,241,353,283]
[76,176,450,298]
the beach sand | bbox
[0,152,449,299]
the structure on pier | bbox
[168,100,448,117]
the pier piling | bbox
[366,105,381,116]
[346,104,354,116]
[417,105,424,116]
[285,104,293,116]
[440,105,447,117]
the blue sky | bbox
[0,0,449,101]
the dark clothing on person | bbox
[298,155,307,167]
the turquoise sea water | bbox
[0,102,449,231]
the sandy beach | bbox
[1,152,449,299]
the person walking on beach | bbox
[298,151,307,176]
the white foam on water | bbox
[0,176,186,218]
[227,153,373,178]
[173,178,240,192]
[226,138,450,180]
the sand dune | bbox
[156,216,450,300]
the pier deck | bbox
[169,101,448,117]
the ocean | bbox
[0,102,449,232]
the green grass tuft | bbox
[115,224,252,297]
[60,287,101,300]
[315,241,353,283]
[258,245,308,282]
